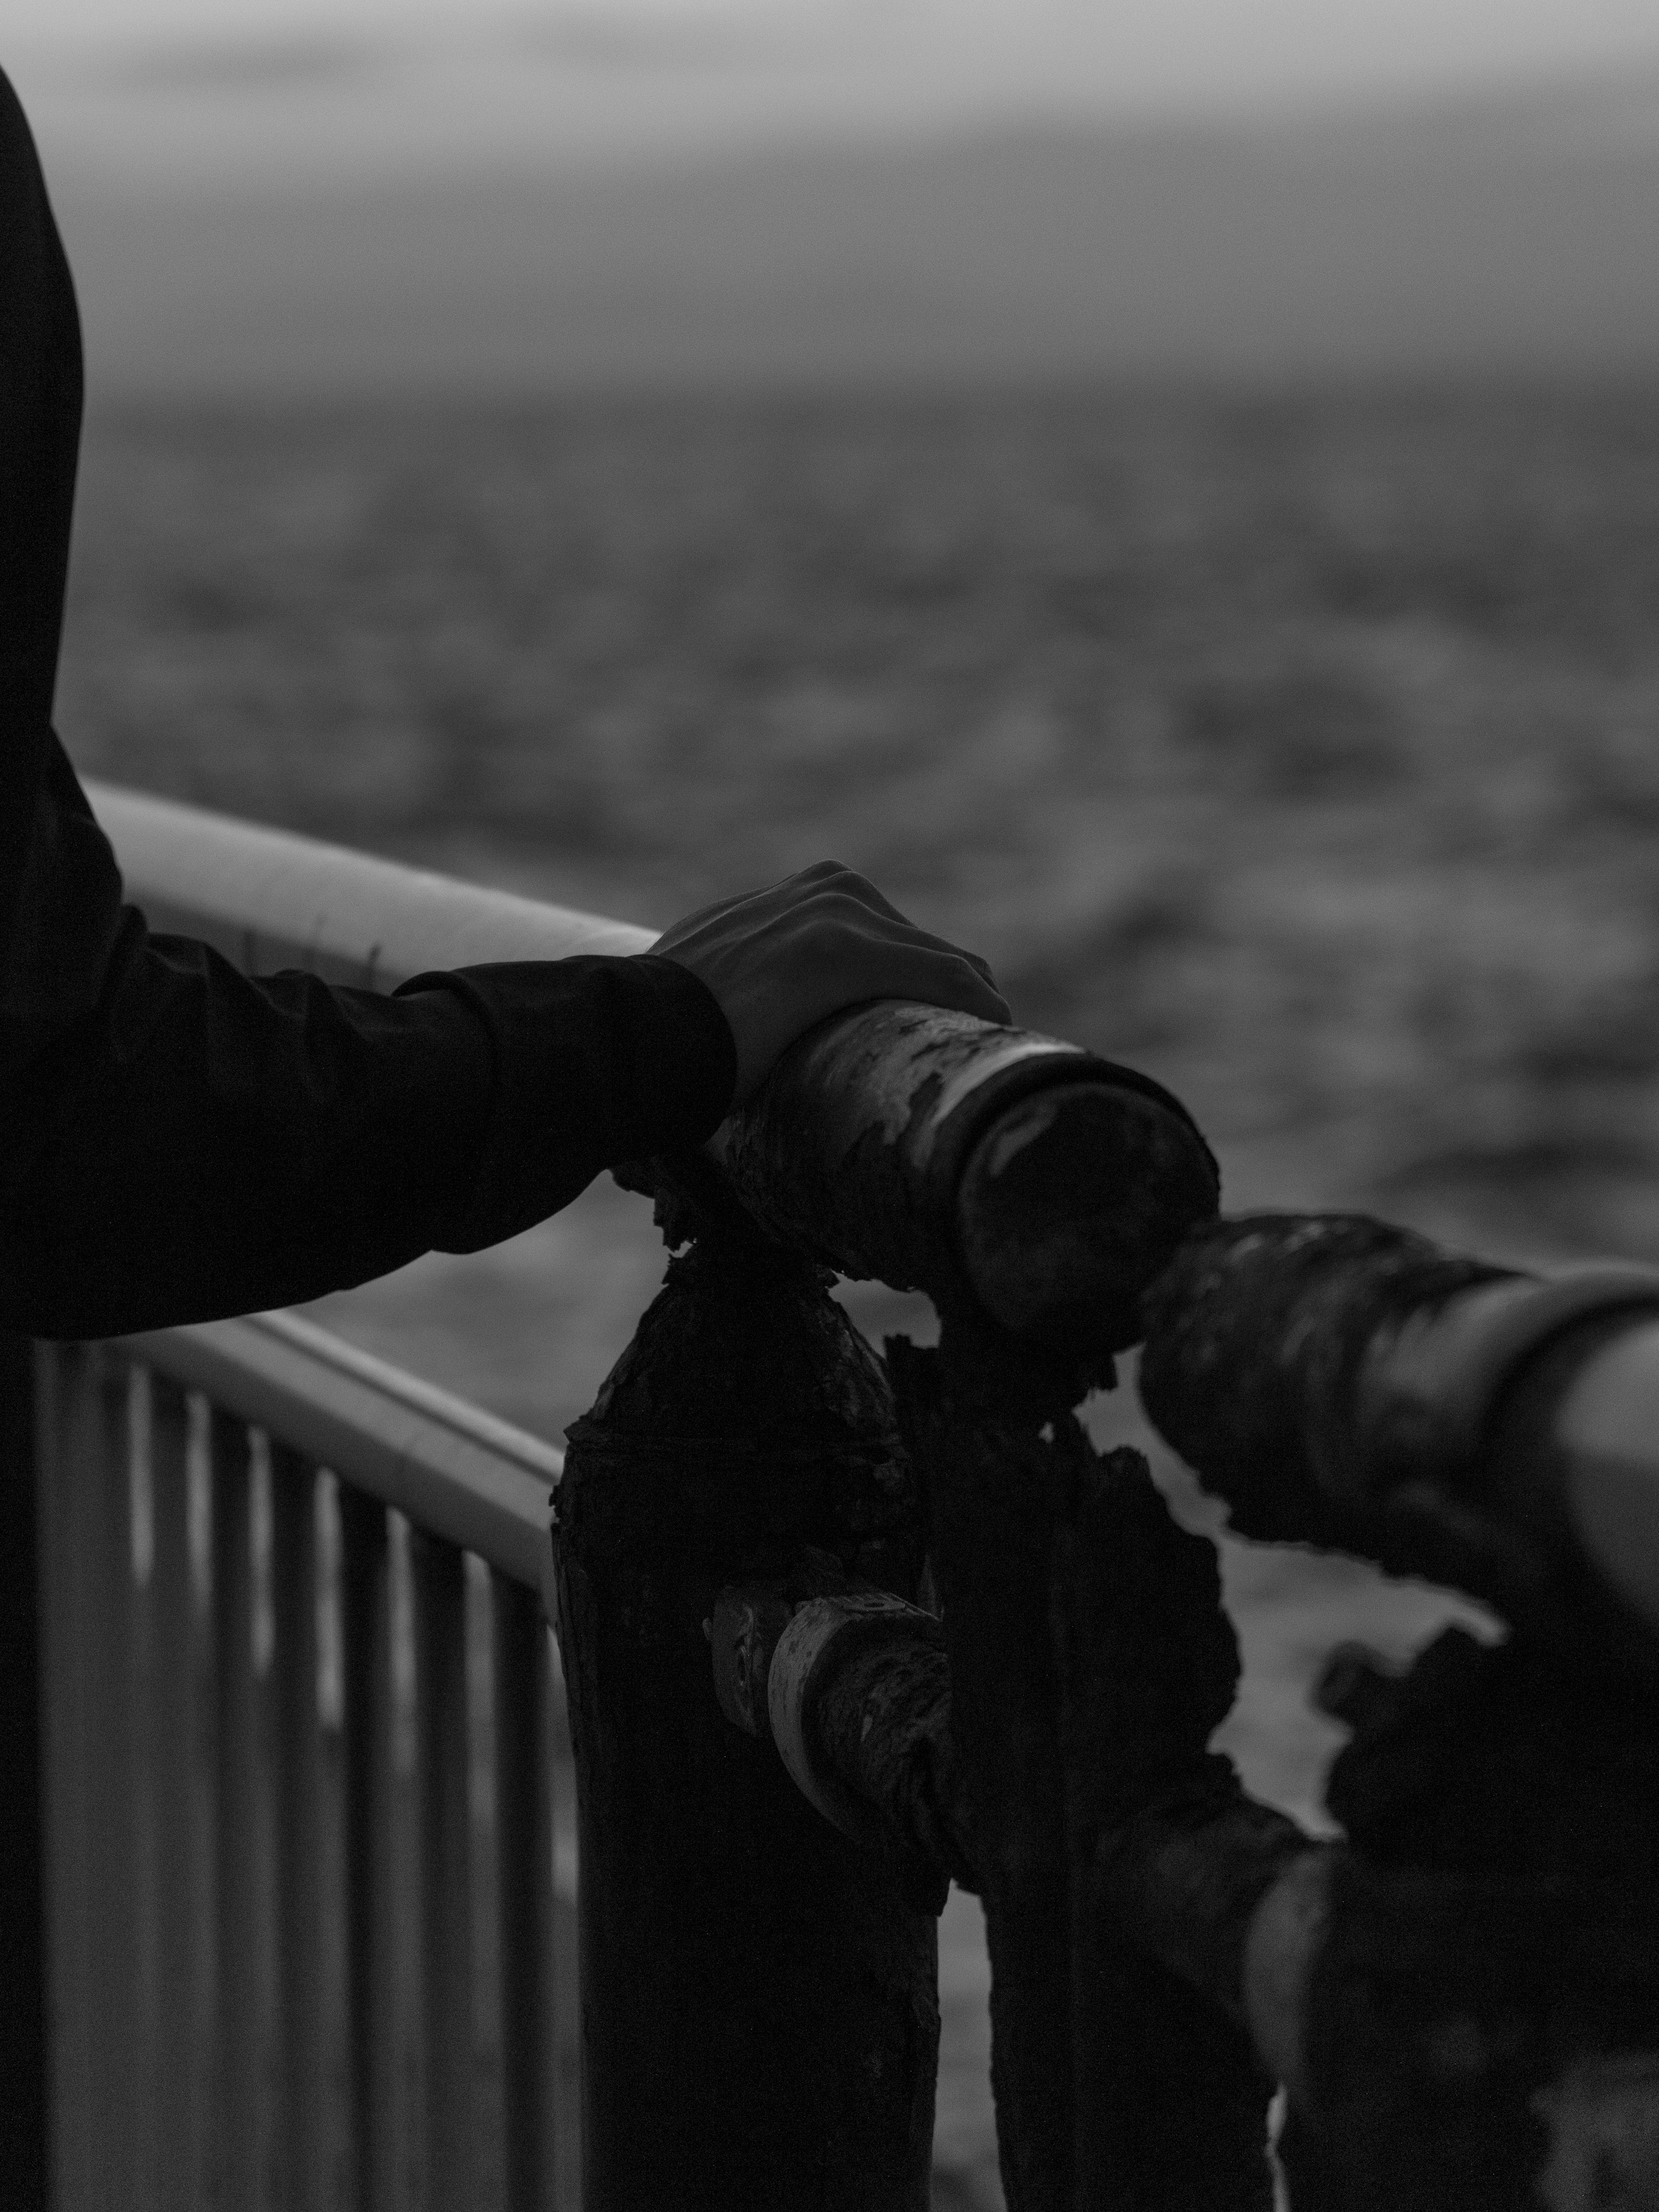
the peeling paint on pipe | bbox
[717,1003,1220,1372]
[1139,1214,1659,1652]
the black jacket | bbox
[0,71,734,1338]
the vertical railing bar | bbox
[33,1343,141,2212]
[127,1364,162,2212]
[340,1483,390,2212]
[273,1447,337,2212]
[188,1392,223,2207]
[547,1625,581,2212]
[314,1469,356,2212]
[491,1570,557,2212]
[147,1377,216,2206]
[466,1556,507,2212]
[389,1512,425,2212]
[213,1412,281,2210]
[341,1485,423,2212]
[101,1346,149,2206]
[212,1409,252,2206]
[413,1529,475,2209]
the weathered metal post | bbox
[552,1199,940,2212]
[721,1004,1222,2210]
[880,1341,1290,2212]
[886,1340,1080,2212]
[685,1185,1659,2207]
[1139,1214,1659,2209]
[553,1004,1220,2210]
[704,1397,1305,2211]
[1046,1421,1291,2210]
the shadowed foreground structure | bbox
[14,789,1659,2209]
[717,1212,1659,2206]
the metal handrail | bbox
[87,779,654,987]
[115,1307,563,1593]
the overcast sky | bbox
[12,0,1659,187]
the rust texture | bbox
[874,1329,1303,2210]
[1048,1418,1294,2210]
[1137,1219,1659,2206]
[1278,1626,1659,2210]
[1138,1214,1528,1598]
[797,1535,1306,2060]
[552,1209,940,2212]
[648,1158,1659,2209]
[806,1630,968,1916]
[1138,1211,1659,1654]
[886,1335,1079,2212]
[712,1003,1219,1386]
[1049,1430,1300,2210]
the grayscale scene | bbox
[9,0,1659,2206]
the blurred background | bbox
[12,4,1659,2202]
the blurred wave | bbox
[62,381,1659,1255]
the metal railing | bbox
[39,781,1217,2212]
[87,781,653,985]
[8,780,1654,2212]
[22,782,646,2211]
[32,1315,575,2212]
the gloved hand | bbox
[655,861,1010,1105]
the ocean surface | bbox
[59,382,1659,2206]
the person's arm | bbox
[0,68,1006,1340]
[2,801,1004,1340]
[2,867,740,1338]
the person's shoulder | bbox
[0,65,43,178]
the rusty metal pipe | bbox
[714,1578,1309,2042]
[724,1599,1659,2212]
[1138,1216,1659,1654]
[710,1576,965,1913]
[1491,1310,1659,1643]
[717,1004,1219,1373]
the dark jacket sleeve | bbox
[0,70,736,1340]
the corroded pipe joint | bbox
[715,1004,1219,1371]
[769,1593,944,1849]
[708,1583,955,1893]
[708,1586,796,1743]
[1138,1214,1517,1552]
[1139,1215,1659,1636]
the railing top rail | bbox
[91,779,1223,1380]
[88,779,654,992]
[114,1307,563,1593]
